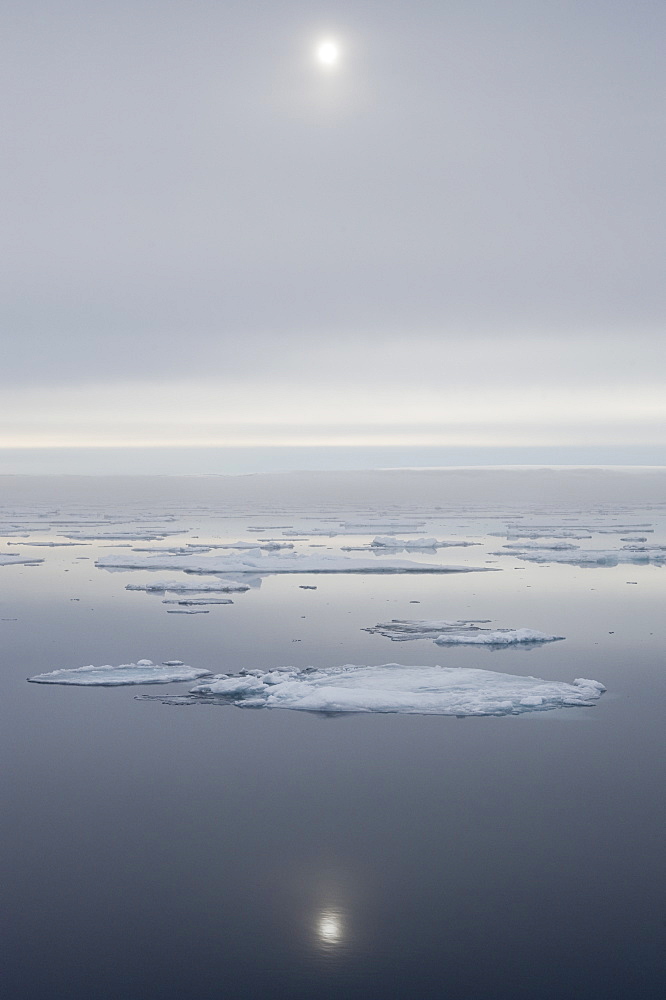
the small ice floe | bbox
[0,554,45,566]
[162,597,233,605]
[97,552,497,576]
[187,664,605,716]
[620,536,647,542]
[364,619,564,644]
[126,579,251,593]
[299,585,317,590]
[28,659,212,686]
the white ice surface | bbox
[189,664,605,715]
[97,552,492,575]
[29,659,212,686]
[365,619,564,644]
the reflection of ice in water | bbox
[317,909,343,946]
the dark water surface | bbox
[1,473,665,999]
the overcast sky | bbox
[2,0,665,461]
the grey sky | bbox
[2,1,664,453]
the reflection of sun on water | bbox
[317,909,343,946]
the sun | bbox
[316,39,341,68]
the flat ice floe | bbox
[97,552,493,575]
[62,529,185,541]
[125,579,251,593]
[28,659,212,686]
[342,536,480,551]
[510,548,666,566]
[188,664,605,715]
[364,619,564,644]
[162,597,233,605]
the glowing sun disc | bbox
[316,40,340,67]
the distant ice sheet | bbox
[188,664,605,716]
[28,659,212,686]
[364,619,564,644]
[97,552,494,576]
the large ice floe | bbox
[97,552,492,575]
[187,664,605,715]
[364,619,565,644]
[28,659,212,686]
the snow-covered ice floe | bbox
[187,664,605,715]
[364,619,564,644]
[28,659,212,686]
[97,552,494,575]
[126,579,251,593]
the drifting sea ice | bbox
[188,664,605,716]
[62,529,185,541]
[341,537,480,551]
[364,619,565,644]
[125,579,251,593]
[510,548,666,566]
[28,659,212,686]
[162,597,233,605]
[97,552,495,575]
[0,554,45,566]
